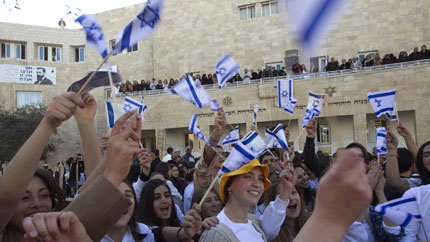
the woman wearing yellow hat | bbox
[200,158,297,242]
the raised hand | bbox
[23,212,91,242]
[386,129,398,151]
[367,161,383,190]
[279,161,297,201]
[74,93,97,123]
[305,118,317,138]
[396,121,411,138]
[182,203,202,239]
[44,92,84,129]
[138,149,151,176]
[200,216,219,234]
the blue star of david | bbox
[216,67,226,76]
[137,4,160,29]
[225,134,231,140]
[282,91,289,97]
[123,103,133,112]
[374,99,382,107]
[312,100,320,109]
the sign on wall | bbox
[0,64,56,85]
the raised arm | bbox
[397,122,418,160]
[385,130,410,193]
[203,108,226,166]
[303,118,327,178]
[74,94,102,178]
[0,93,83,231]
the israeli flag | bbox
[265,124,289,152]
[301,92,325,129]
[222,126,240,147]
[73,13,108,59]
[105,102,124,128]
[253,105,259,126]
[139,96,148,114]
[216,54,239,89]
[376,127,387,155]
[123,96,143,113]
[241,130,268,156]
[375,196,422,227]
[385,104,398,121]
[210,99,221,112]
[284,97,297,116]
[189,114,212,148]
[221,141,257,173]
[113,0,163,54]
[171,75,211,108]
[284,0,353,55]
[367,88,396,117]
[277,79,294,108]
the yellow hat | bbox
[219,158,271,203]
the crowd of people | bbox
[0,91,429,242]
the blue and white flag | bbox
[375,196,421,227]
[139,96,148,114]
[277,79,294,108]
[265,124,289,152]
[223,126,240,147]
[105,102,124,128]
[301,92,325,129]
[123,96,143,113]
[241,130,268,156]
[284,97,297,116]
[113,0,163,54]
[171,75,211,108]
[74,14,108,59]
[216,54,239,89]
[385,104,398,121]
[189,114,213,148]
[283,0,353,56]
[253,105,259,126]
[2,0,20,11]
[376,127,387,155]
[221,141,256,173]
[367,88,396,118]
[210,99,221,112]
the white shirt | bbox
[217,209,265,242]
[183,182,194,214]
[161,154,172,162]
[101,222,155,242]
[341,221,375,242]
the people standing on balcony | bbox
[207,74,214,85]
[155,80,163,90]
[373,53,382,66]
[163,79,169,90]
[409,47,423,61]
[132,80,140,92]
[262,64,272,78]
[292,60,303,74]
[421,45,430,59]
[242,68,252,81]
[326,57,339,71]
[398,51,409,62]
[271,66,279,77]
[351,57,362,70]
[362,54,373,67]
[278,67,286,76]
[339,59,348,70]
[149,78,156,90]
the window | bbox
[1,43,11,58]
[16,44,25,59]
[16,92,42,108]
[239,5,255,20]
[358,51,377,63]
[267,62,283,70]
[185,133,195,149]
[367,119,387,143]
[262,1,279,16]
[317,123,330,144]
[39,46,48,61]
[38,46,61,61]
[318,57,327,72]
[127,43,138,53]
[52,47,61,62]
[75,47,85,62]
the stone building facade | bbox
[0,0,429,163]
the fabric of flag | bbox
[222,126,240,147]
[189,114,213,148]
[277,79,294,108]
[66,66,122,93]
[105,102,124,128]
[171,75,211,108]
[241,130,268,156]
[301,92,325,129]
[367,88,396,117]
[376,127,387,155]
[216,54,239,89]
[210,99,221,112]
[113,0,163,54]
[74,14,108,59]
[139,96,147,114]
[375,196,422,227]
[123,97,143,114]
[253,105,259,126]
[385,104,398,121]
[265,124,289,152]
[220,141,257,173]
[284,97,297,116]
[2,0,20,11]
[283,0,353,56]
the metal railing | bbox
[113,59,430,97]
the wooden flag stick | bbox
[394,102,400,124]
[293,128,306,149]
[199,172,222,207]
[77,50,114,94]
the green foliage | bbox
[0,105,61,161]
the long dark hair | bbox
[34,168,66,210]
[138,179,180,227]
[416,141,430,185]
[346,142,369,165]
[122,180,147,241]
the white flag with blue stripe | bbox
[277,79,294,108]
[105,102,124,128]
[265,124,289,153]
[210,99,221,111]
[189,114,212,148]
[284,0,353,56]
[301,92,325,129]
[284,97,297,116]
[385,104,398,121]
[253,105,259,126]
[222,126,240,147]
[171,75,211,108]
[376,127,387,155]
[221,141,256,173]
[375,196,421,227]
[367,88,396,118]
[241,130,268,156]
[113,0,163,54]
[216,54,239,89]
[123,96,143,114]
[67,6,108,59]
